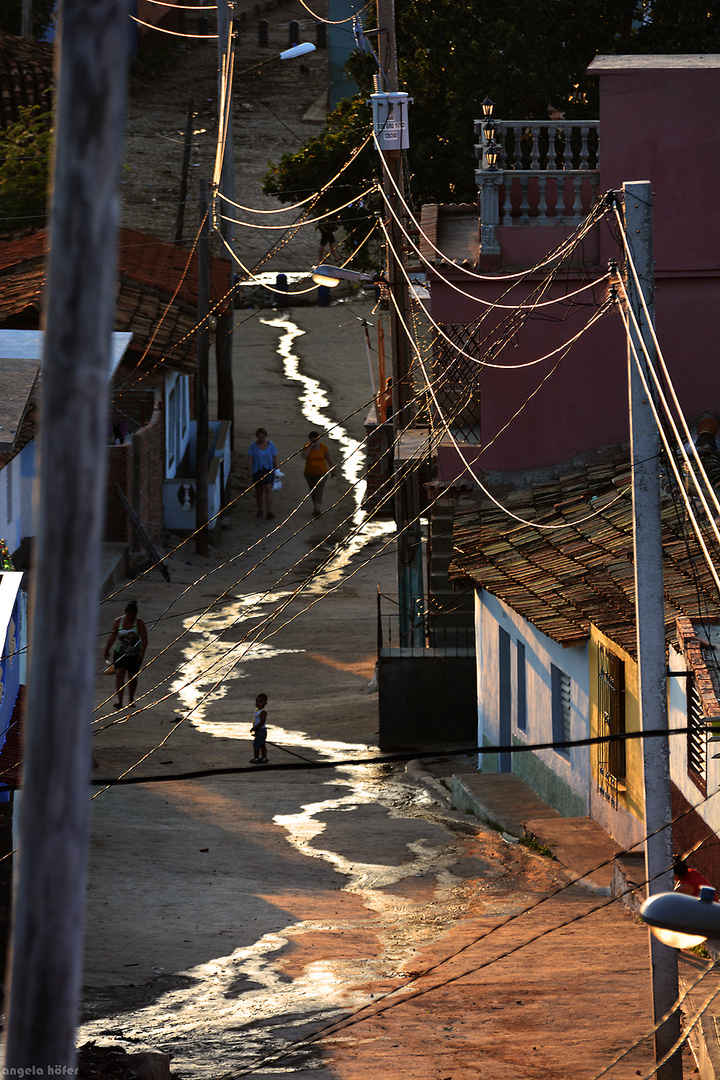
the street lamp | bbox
[237,41,316,78]
[481,96,495,117]
[485,142,500,170]
[640,886,720,949]
[311,265,378,288]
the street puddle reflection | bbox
[262,314,395,575]
[80,771,454,1079]
[172,315,393,732]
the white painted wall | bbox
[165,372,190,479]
[0,456,21,555]
[474,588,591,813]
[668,639,720,836]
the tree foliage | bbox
[0,0,56,41]
[262,96,381,267]
[265,0,720,222]
[0,105,53,231]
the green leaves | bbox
[0,105,53,232]
[264,0,720,213]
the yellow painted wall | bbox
[590,626,644,823]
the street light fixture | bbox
[640,886,720,949]
[237,42,316,78]
[481,96,495,117]
[483,118,497,145]
[311,264,378,288]
[485,142,500,170]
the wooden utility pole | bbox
[174,98,194,245]
[196,179,210,557]
[4,0,130,1068]
[625,180,682,1080]
[215,0,236,447]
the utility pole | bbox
[215,0,236,447]
[375,0,423,647]
[175,98,194,245]
[4,0,129,1068]
[625,180,682,1080]
[196,179,210,557]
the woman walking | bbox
[247,427,279,520]
[301,431,333,516]
[104,600,148,709]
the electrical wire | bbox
[374,129,611,283]
[382,215,612,371]
[291,0,374,24]
[217,132,372,215]
[386,270,625,531]
[618,298,720,597]
[612,206,720,527]
[377,178,612,313]
[217,182,377,231]
[211,781,720,1079]
[130,16,219,37]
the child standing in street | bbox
[250,693,268,764]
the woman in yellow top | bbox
[301,431,333,516]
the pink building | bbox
[422,56,720,481]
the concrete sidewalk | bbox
[450,771,622,893]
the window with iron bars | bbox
[598,644,625,785]
[687,675,707,796]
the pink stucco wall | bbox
[433,56,720,478]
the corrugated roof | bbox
[0,228,232,375]
[449,452,720,657]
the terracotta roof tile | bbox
[0,32,53,130]
[449,450,720,657]
[0,227,232,374]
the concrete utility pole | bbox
[196,179,211,556]
[215,0,236,447]
[625,180,682,1080]
[4,0,130,1068]
[376,0,423,647]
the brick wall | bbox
[105,390,164,545]
[363,421,394,515]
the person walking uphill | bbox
[301,431,332,516]
[104,600,148,709]
[247,427,278,520]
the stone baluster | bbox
[547,125,558,169]
[538,174,549,225]
[563,126,574,171]
[580,125,590,170]
[572,174,584,224]
[519,175,531,224]
[530,124,541,170]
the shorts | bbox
[252,469,275,488]
[114,653,141,676]
[253,726,267,753]
[305,472,327,496]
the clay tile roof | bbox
[0,32,53,130]
[0,227,232,375]
[449,451,720,658]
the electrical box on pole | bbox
[370,91,411,150]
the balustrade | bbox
[474,118,600,253]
